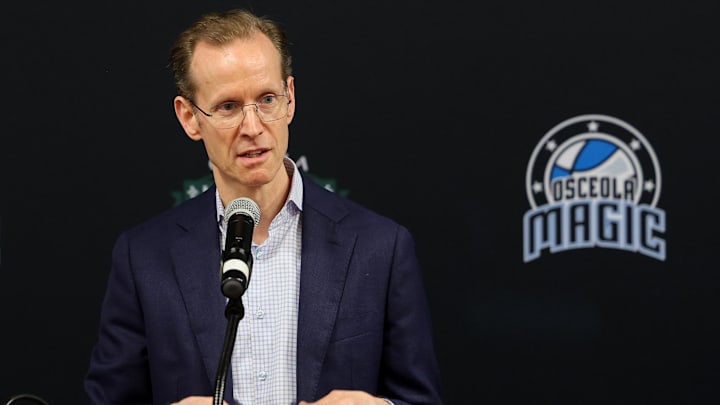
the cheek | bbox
[203,134,233,159]
[276,129,290,150]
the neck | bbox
[216,169,293,245]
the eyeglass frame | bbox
[189,89,292,128]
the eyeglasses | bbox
[190,94,291,129]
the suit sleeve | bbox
[84,232,153,405]
[381,225,444,405]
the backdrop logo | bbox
[170,155,349,206]
[523,114,666,262]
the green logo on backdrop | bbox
[170,155,348,206]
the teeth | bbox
[245,151,262,157]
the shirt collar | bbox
[216,156,304,227]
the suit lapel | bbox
[169,190,228,390]
[170,180,356,401]
[296,180,356,401]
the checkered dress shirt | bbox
[217,158,303,405]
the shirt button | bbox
[258,371,268,381]
[255,309,264,319]
[256,249,263,259]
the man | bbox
[85,9,443,405]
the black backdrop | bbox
[3,1,720,404]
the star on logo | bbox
[587,121,599,132]
[532,181,543,193]
[170,174,214,206]
[545,139,557,152]
[630,139,641,150]
[644,179,655,192]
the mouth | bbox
[241,149,267,158]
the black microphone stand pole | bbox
[215,198,258,405]
[213,298,245,405]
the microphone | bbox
[215,197,261,405]
[221,197,261,300]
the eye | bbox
[259,95,277,105]
[215,102,240,115]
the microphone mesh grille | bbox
[224,197,261,228]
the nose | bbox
[239,104,263,136]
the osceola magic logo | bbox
[523,114,666,262]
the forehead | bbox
[190,34,284,97]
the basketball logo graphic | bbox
[523,114,666,262]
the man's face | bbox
[176,33,295,198]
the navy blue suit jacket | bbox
[85,174,443,404]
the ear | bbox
[174,96,202,141]
[284,76,296,125]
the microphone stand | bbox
[213,298,245,405]
[215,197,259,405]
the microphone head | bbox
[224,197,261,228]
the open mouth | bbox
[242,150,265,158]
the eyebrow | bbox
[210,85,286,105]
